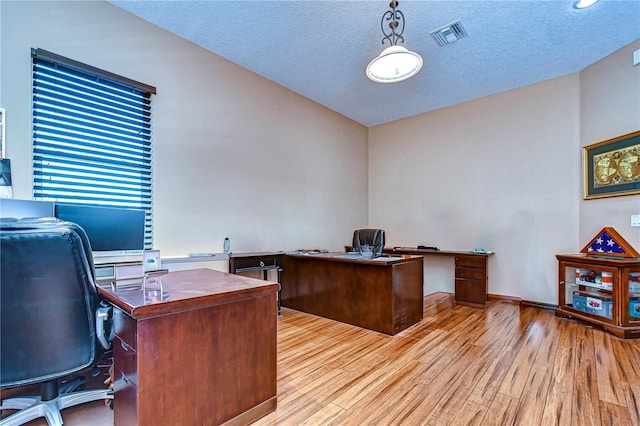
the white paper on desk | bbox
[333,254,362,259]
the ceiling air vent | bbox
[430,20,468,47]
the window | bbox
[31,48,156,248]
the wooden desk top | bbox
[391,247,494,257]
[285,251,422,266]
[229,251,285,258]
[97,268,279,319]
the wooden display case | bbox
[556,254,640,339]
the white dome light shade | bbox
[366,45,423,83]
[574,0,599,9]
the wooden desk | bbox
[281,253,423,335]
[98,268,279,426]
[391,248,493,309]
[229,252,284,314]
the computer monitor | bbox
[0,198,55,219]
[54,203,145,256]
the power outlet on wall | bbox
[631,214,640,227]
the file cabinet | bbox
[454,255,489,308]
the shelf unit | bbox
[556,254,640,339]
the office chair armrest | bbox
[96,302,114,350]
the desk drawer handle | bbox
[260,261,265,267]
[121,340,132,352]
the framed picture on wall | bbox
[583,130,640,199]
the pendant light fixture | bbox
[366,1,423,83]
[574,0,599,9]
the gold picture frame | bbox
[583,130,640,199]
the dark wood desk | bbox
[228,252,284,314]
[391,248,493,308]
[98,268,279,426]
[281,253,423,335]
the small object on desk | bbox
[145,268,169,276]
[417,245,439,251]
[223,237,232,255]
[471,248,493,254]
[189,252,215,257]
[360,244,374,259]
[143,249,162,272]
[294,249,329,255]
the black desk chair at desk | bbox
[0,218,113,426]
[352,228,385,258]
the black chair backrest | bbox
[0,219,101,388]
[352,228,385,257]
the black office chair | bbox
[0,218,113,426]
[352,228,385,257]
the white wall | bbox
[0,1,368,258]
[369,39,640,305]
[579,40,640,251]
[369,76,580,304]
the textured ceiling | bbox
[108,0,640,127]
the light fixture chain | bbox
[381,1,405,46]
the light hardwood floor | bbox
[10,292,640,425]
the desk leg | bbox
[262,269,282,316]
[277,268,282,315]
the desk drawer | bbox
[455,266,486,280]
[113,309,137,351]
[455,278,487,305]
[114,336,137,386]
[455,256,486,269]
[232,256,281,271]
[114,368,138,426]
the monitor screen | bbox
[54,204,145,254]
[0,198,55,219]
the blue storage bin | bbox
[573,291,612,319]
[629,297,640,320]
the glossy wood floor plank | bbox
[10,292,640,426]
[622,383,640,426]
[449,399,487,425]
[572,330,602,426]
[511,364,552,425]
[594,330,627,406]
[540,345,575,426]
[599,400,632,426]
[484,392,520,425]
[532,309,560,368]
[497,312,549,398]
